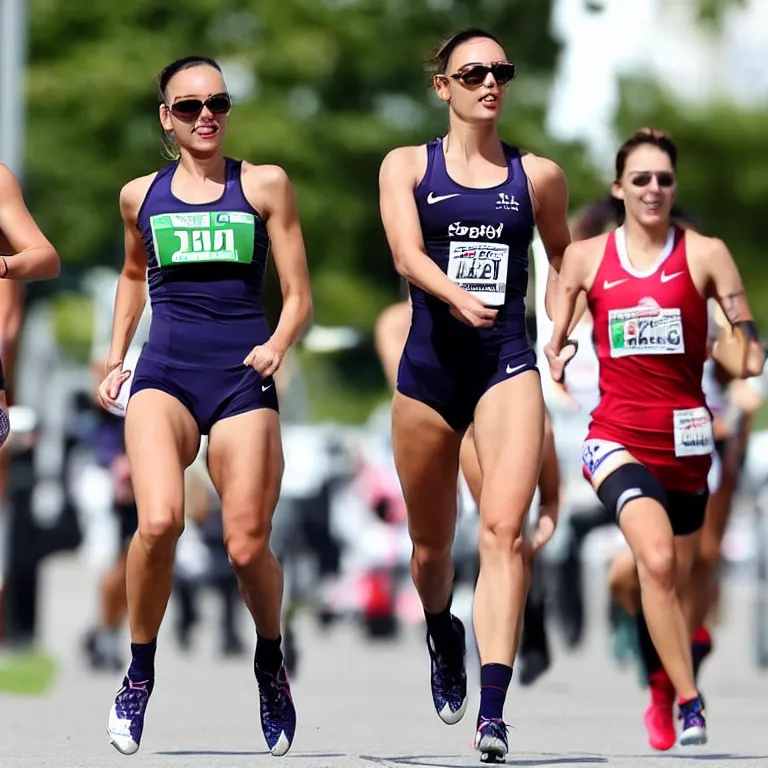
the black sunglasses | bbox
[168,93,232,118]
[630,171,675,188]
[447,62,516,87]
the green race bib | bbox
[150,211,255,266]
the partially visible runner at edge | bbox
[374,288,561,689]
[378,27,571,762]
[0,164,61,639]
[83,274,151,671]
[545,127,765,749]
[99,56,312,757]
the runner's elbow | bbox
[44,247,61,278]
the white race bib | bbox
[447,241,509,307]
[673,407,714,457]
[608,306,684,358]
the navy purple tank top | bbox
[411,137,534,341]
[137,158,271,367]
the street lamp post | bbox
[0,0,27,178]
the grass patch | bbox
[0,649,57,695]
[754,401,768,432]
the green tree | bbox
[25,0,601,320]
[25,1,604,420]
[687,0,747,26]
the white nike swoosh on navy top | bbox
[506,363,527,375]
[262,383,273,392]
[603,278,629,290]
[426,192,460,204]
[660,270,685,283]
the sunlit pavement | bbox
[0,554,767,767]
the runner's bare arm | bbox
[525,156,571,320]
[547,239,591,353]
[107,177,153,373]
[374,301,411,390]
[379,147,469,307]
[246,164,313,355]
[706,237,765,377]
[0,164,60,280]
[0,282,23,363]
[537,414,560,517]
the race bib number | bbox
[447,241,509,307]
[608,306,684,358]
[150,211,255,266]
[673,407,714,458]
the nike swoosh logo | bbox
[262,383,273,392]
[660,270,685,283]
[506,363,527,375]
[426,192,460,204]
[603,278,629,290]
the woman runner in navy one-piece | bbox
[378,28,571,761]
[99,56,312,758]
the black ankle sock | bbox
[636,609,662,682]
[424,592,455,650]
[255,634,284,675]
[479,663,513,724]
[128,637,157,682]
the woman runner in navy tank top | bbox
[378,28,571,761]
[98,56,311,758]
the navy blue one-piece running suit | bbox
[397,137,536,430]
[130,158,278,434]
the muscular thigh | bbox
[472,371,545,521]
[392,391,464,548]
[124,389,201,528]
[459,424,482,507]
[206,408,284,535]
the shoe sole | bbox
[108,731,139,756]
[268,730,293,757]
[678,726,707,746]
[476,734,507,763]
[438,696,467,725]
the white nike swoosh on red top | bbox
[603,278,629,290]
[660,270,685,283]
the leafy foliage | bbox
[25,0,601,331]
[26,1,764,421]
[615,76,768,325]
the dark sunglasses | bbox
[168,94,232,118]
[447,62,516,87]
[630,171,675,188]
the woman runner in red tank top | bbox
[588,223,711,493]
[544,128,764,751]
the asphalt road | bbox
[1,554,767,767]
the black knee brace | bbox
[597,463,668,521]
